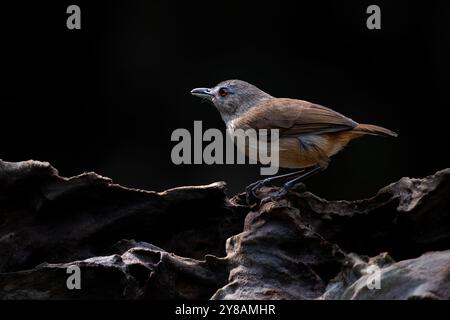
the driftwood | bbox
[0,159,449,299]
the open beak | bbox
[190,87,214,100]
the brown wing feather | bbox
[235,98,358,136]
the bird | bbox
[191,79,397,202]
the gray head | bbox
[191,80,273,124]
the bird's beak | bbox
[190,87,214,100]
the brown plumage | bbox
[230,97,397,169]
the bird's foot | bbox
[260,188,288,205]
[246,178,273,203]
[260,182,306,205]
[288,182,306,193]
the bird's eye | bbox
[218,88,228,97]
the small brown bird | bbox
[191,79,397,200]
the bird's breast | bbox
[226,124,358,168]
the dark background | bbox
[1,0,449,199]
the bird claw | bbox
[260,189,288,205]
[259,182,306,205]
[290,182,306,193]
[246,179,307,205]
[246,179,271,203]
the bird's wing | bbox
[236,98,358,136]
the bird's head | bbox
[191,80,272,124]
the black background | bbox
[1,0,449,199]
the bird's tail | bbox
[352,123,398,137]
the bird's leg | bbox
[283,165,323,191]
[246,169,306,197]
[261,165,324,203]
